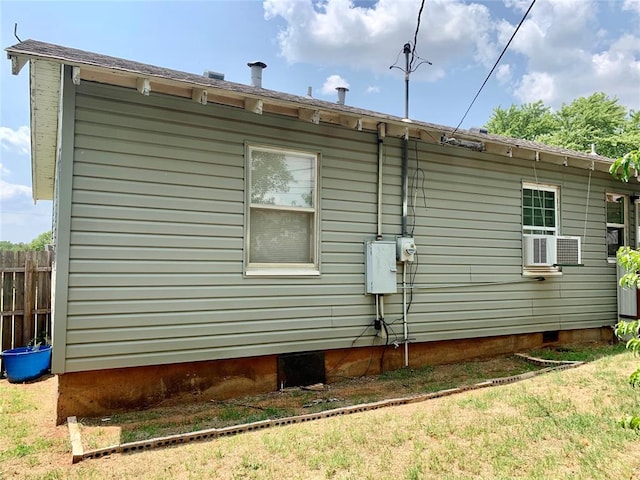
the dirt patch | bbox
[76,354,542,448]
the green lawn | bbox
[2,343,640,479]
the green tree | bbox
[618,110,640,156]
[28,230,52,251]
[0,240,27,251]
[541,93,631,158]
[485,93,639,159]
[609,150,640,183]
[0,231,51,251]
[484,101,557,140]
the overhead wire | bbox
[451,0,537,135]
[410,0,427,70]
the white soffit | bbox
[30,59,60,201]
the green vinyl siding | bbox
[57,80,628,373]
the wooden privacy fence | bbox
[1,251,52,359]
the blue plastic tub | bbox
[1,345,52,383]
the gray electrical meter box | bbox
[365,241,398,294]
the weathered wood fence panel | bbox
[0,251,52,365]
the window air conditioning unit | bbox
[523,235,556,267]
[555,236,581,265]
[523,235,582,267]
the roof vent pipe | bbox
[307,86,313,98]
[247,61,267,88]
[336,86,349,105]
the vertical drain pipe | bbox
[402,137,409,236]
[401,43,411,237]
[377,123,385,239]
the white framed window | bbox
[245,144,320,276]
[522,183,562,275]
[606,193,628,261]
[522,183,559,236]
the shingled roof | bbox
[6,39,615,174]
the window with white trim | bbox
[606,193,627,260]
[245,145,319,275]
[522,183,561,274]
[522,183,558,236]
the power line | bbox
[451,0,537,135]
[410,0,426,70]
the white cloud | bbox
[0,179,31,200]
[513,71,556,105]
[0,163,10,175]
[321,74,350,96]
[623,0,640,15]
[503,0,530,10]
[496,64,512,84]
[502,0,639,110]
[264,0,492,81]
[366,85,381,94]
[262,0,639,113]
[0,126,30,155]
[500,0,597,71]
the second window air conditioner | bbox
[523,235,582,267]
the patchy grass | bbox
[79,354,544,447]
[0,375,70,478]
[3,342,640,479]
[529,341,627,362]
[77,344,625,448]
[379,356,540,394]
[0,382,55,463]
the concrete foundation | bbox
[55,327,614,424]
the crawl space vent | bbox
[277,351,326,388]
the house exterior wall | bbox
[57,80,630,374]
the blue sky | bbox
[1,0,639,243]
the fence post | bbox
[24,253,35,345]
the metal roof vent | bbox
[336,86,349,105]
[203,70,225,81]
[247,61,267,88]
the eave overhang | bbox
[6,39,616,202]
[26,59,61,202]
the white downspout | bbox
[377,123,385,239]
